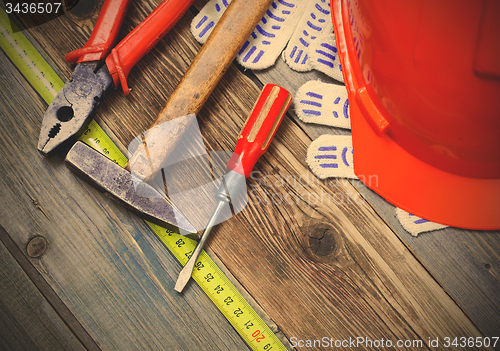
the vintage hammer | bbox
[65,0,274,234]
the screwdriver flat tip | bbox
[174,257,198,292]
[174,200,224,292]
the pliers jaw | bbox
[38,0,195,156]
[38,62,113,156]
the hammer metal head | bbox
[65,141,197,236]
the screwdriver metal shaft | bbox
[175,84,292,292]
[175,186,230,292]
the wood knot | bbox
[309,227,336,257]
[299,220,341,263]
[27,236,47,258]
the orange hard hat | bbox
[331,0,500,229]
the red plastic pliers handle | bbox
[38,0,193,155]
[65,0,192,95]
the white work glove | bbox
[191,0,343,82]
[296,80,349,128]
[395,209,448,236]
[293,80,354,179]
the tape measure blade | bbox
[0,8,64,104]
[149,223,289,350]
[80,120,129,167]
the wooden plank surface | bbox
[0,235,86,351]
[1,0,499,350]
[353,183,500,339]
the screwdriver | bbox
[175,84,292,292]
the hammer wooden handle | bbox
[127,0,273,181]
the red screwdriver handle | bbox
[227,84,292,178]
[65,0,131,63]
[105,0,194,95]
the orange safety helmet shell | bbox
[331,0,500,229]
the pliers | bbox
[38,0,193,155]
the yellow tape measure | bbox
[0,8,287,351]
[0,9,63,104]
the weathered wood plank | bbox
[5,1,498,350]
[0,236,86,351]
[0,47,250,351]
[353,183,500,339]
